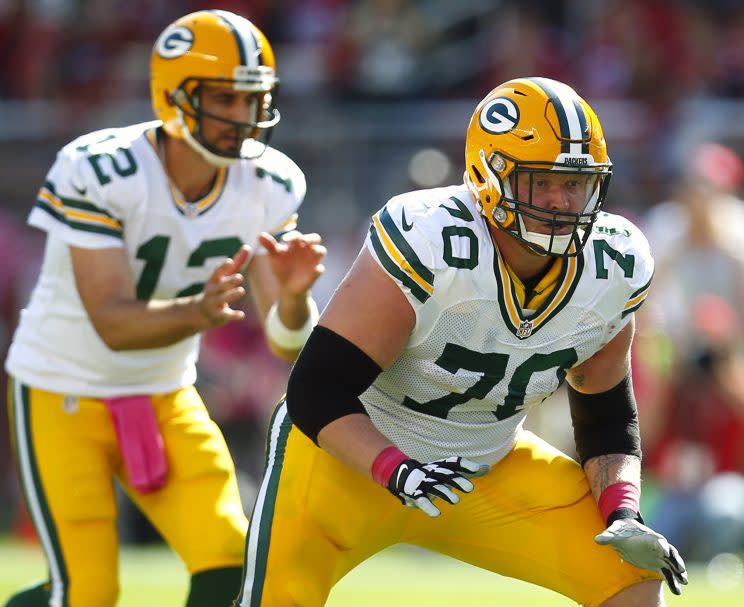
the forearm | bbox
[71,245,248,351]
[89,296,204,350]
[317,413,395,478]
[583,453,641,503]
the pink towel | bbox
[103,396,167,494]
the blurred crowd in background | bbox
[1,0,744,569]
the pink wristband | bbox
[598,482,640,523]
[371,446,409,486]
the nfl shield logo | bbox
[517,320,533,339]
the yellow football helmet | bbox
[151,10,279,166]
[464,77,612,257]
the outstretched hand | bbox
[197,244,251,328]
[258,231,326,296]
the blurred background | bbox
[1,0,744,594]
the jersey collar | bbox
[146,127,229,218]
[492,242,584,339]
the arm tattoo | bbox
[586,453,640,499]
[571,371,585,388]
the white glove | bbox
[386,456,490,517]
[595,518,688,595]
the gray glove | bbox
[595,518,688,595]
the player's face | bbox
[511,171,591,234]
[198,85,261,156]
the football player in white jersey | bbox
[236,78,687,607]
[4,10,325,607]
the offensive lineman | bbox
[4,10,325,607]
[236,77,686,606]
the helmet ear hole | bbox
[471,165,485,184]
[262,93,272,121]
[171,89,187,106]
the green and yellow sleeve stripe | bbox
[368,207,434,303]
[270,213,298,240]
[35,180,123,238]
[622,274,653,317]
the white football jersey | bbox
[6,121,305,397]
[363,184,653,465]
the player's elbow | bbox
[286,326,381,444]
[95,327,129,351]
[87,313,134,351]
[86,318,115,349]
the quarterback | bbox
[236,78,686,607]
[4,10,325,607]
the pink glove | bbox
[103,396,167,494]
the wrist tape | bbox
[266,298,319,350]
[598,482,640,524]
[371,446,409,486]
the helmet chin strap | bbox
[179,114,240,168]
[517,213,581,255]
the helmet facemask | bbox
[474,149,612,257]
[171,72,280,167]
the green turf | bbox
[0,540,741,606]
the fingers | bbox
[665,544,687,577]
[258,232,280,253]
[425,468,474,493]
[414,496,441,518]
[661,543,688,595]
[424,483,460,505]
[594,530,613,545]
[231,244,252,272]
[424,457,489,493]
[201,261,248,326]
[458,458,491,478]
[448,476,475,492]
[281,231,322,244]
[262,230,327,257]
[211,248,249,283]
[661,567,682,596]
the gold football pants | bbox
[237,401,659,607]
[7,377,247,607]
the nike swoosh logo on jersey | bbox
[71,181,87,197]
[401,208,414,231]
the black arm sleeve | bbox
[285,325,383,445]
[567,373,642,466]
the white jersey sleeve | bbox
[251,147,306,255]
[365,191,453,312]
[588,212,654,342]
[30,127,147,249]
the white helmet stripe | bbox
[530,77,588,156]
[210,9,261,68]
